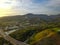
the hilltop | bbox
[0,13,60,45]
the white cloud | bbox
[17,0,60,14]
[45,0,60,7]
[2,0,59,16]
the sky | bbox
[0,0,60,17]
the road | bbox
[0,29,29,45]
[5,30,17,35]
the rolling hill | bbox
[0,13,60,45]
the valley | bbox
[0,13,60,45]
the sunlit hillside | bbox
[0,14,60,45]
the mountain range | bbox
[0,13,60,45]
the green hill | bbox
[0,14,60,45]
[9,27,60,45]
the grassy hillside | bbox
[0,14,60,45]
[9,27,60,45]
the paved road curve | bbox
[0,29,29,45]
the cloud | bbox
[13,0,60,15]
[1,0,59,16]
[44,0,60,14]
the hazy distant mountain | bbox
[0,13,60,24]
[0,13,60,45]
